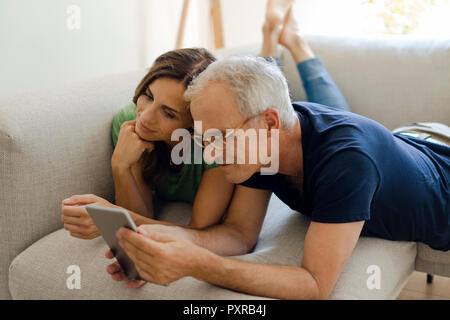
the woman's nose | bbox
[140,105,157,124]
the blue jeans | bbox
[271,56,350,112]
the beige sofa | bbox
[1,35,449,300]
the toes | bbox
[265,0,295,29]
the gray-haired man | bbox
[112,56,449,299]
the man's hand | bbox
[61,194,117,240]
[115,225,212,286]
[105,225,198,288]
[105,249,146,288]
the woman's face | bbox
[135,77,192,145]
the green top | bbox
[111,102,218,204]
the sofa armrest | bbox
[0,69,145,299]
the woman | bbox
[61,0,349,239]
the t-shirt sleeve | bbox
[239,172,276,190]
[203,161,220,171]
[111,103,138,148]
[311,150,380,223]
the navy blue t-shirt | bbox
[241,102,450,251]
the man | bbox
[107,56,449,299]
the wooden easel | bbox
[176,0,224,50]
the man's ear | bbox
[263,108,281,133]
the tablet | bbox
[85,204,141,280]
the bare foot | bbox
[279,7,315,63]
[265,0,296,31]
[278,7,301,49]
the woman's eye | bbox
[163,109,175,119]
[143,92,153,100]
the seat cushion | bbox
[415,243,450,277]
[9,196,416,299]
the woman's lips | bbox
[138,121,155,134]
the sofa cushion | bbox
[9,195,416,299]
[0,69,147,299]
[415,243,450,277]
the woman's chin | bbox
[136,127,156,141]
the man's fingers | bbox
[126,280,146,289]
[138,226,177,243]
[146,230,177,243]
[111,272,128,282]
[106,262,128,282]
[106,261,122,274]
[118,228,163,257]
[105,249,115,259]
[119,237,154,267]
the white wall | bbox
[219,0,376,49]
[2,0,448,100]
[221,0,265,49]
[0,0,210,100]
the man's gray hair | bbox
[185,56,296,129]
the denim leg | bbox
[297,57,350,111]
[262,55,349,111]
[262,56,282,68]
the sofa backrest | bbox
[0,70,146,299]
[216,35,450,130]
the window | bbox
[293,0,450,37]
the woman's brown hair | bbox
[133,48,216,189]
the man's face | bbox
[190,81,261,184]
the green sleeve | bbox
[111,102,138,147]
[203,160,219,171]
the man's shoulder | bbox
[239,172,281,190]
[292,101,351,114]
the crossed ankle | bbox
[263,23,282,36]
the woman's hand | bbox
[111,120,155,170]
[61,194,117,240]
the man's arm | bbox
[116,219,364,299]
[193,221,364,299]
[62,185,270,247]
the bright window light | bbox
[294,0,450,38]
